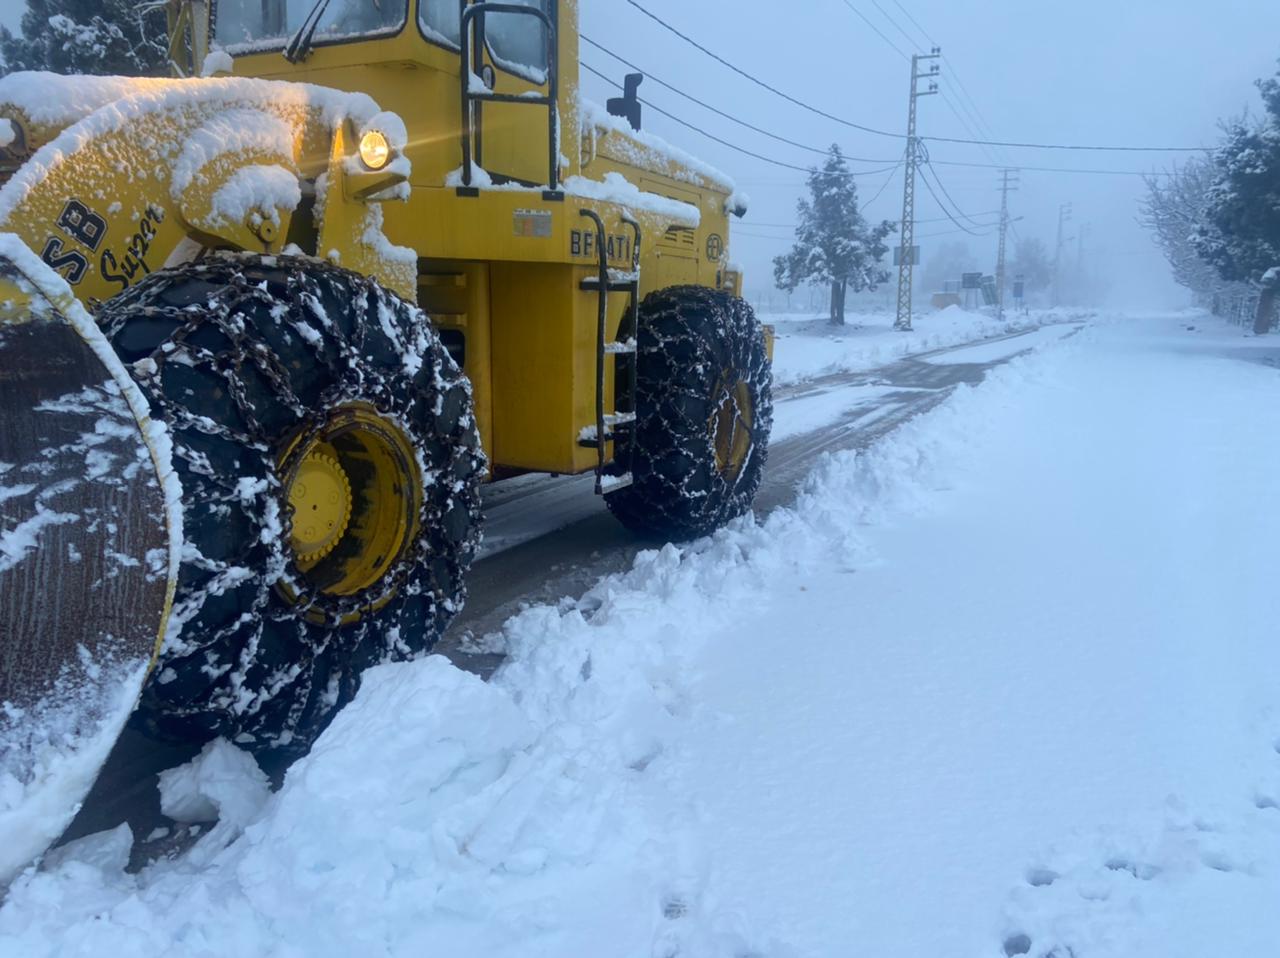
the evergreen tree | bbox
[0,0,169,77]
[1191,62,1280,285]
[773,145,897,326]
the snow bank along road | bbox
[446,319,1083,669]
[54,317,1080,858]
[5,313,1278,956]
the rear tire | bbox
[95,254,484,758]
[606,285,772,540]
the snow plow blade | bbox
[0,240,178,885]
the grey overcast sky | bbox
[3,0,1277,308]
[575,0,1280,308]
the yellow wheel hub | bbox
[709,375,754,479]
[277,403,422,612]
[286,452,352,564]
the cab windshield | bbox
[419,0,550,82]
[215,0,409,52]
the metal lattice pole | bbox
[995,169,1019,321]
[894,48,940,332]
[1052,202,1072,307]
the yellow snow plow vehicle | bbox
[0,0,770,879]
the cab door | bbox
[460,0,558,188]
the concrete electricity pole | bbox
[1052,201,1073,307]
[994,169,1020,321]
[894,47,941,332]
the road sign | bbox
[962,271,983,289]
[894,245,919,266]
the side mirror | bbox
[607,73,644,132]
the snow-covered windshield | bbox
[419,0,550,82]
[215,0,408,53]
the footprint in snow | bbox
[1001,932,1032,956]
[1103,857,1160,881]
[1024,867,1058,888]
[1001,932,1075,958]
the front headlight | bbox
[358,130,390,171]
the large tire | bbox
[606,285,772,539]
[94,254,484,757]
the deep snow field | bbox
[3,311,1279,957]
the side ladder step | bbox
[600,472,633,493]
[580,269,639,293]
[577,412,636,448]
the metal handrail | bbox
[579,208,609,489]
[458,1,559,191]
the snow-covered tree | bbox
[1191,63,1280,287]
[1009,237,1052,293]
[773,145,897,326]
[0,0,168,77]
[1140,157,1234,309]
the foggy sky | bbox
[4,0,1277,309]
[576,0,1280,309]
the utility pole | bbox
[1052,202,1073,307]
[994,168,1020,321]
[894,47,941,332]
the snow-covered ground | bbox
[4,311,1279,957]
[766,305,1091,387]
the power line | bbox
[943,59,1005,150]
[585,35,1164,177]
[939,89,1005,168]
[840,0,1008,171]
[870,0,921,51]
[581,36,899,163]
[878,1,1016,166]
[921,157,991,227]
[879,1,1017,167]
[863,151,907,207]
[624,0,913,139]
[916,225,995,240]
[930,156,1175,176]
[581,62,902,177]
[916,163,991,236]
[586,34,1153,177]
[735,223,998,243]
[889,0,937,46]
[839,0,909,60]
[583,36,821,156]
[623,0,1205,153]
[730,153,1175,186]
[741,210,1001,229]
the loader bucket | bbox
[0,238,178,884]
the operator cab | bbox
[211,0,560,187]
[213,0,551,82]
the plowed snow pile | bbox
[3,313,1279,957]
[765,305,1088,386]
